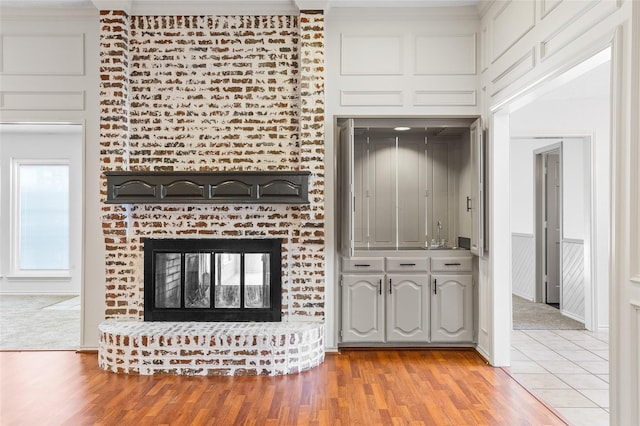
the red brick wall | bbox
[99,11,325,322]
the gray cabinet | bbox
[430,257,473,343]
[470,118,485,256]
[340,253,473,345]
[341,256,429,344]
[341,274,385,343]
[369,136,397,247]
[386,274,430,342]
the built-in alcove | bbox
[338,117,482,253]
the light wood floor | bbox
[0,349,566,425]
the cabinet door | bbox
[397,137,426,248]
[369,136,397,247]
[386,274,430,342]
[341,274,385,343]
[339,119,355,256]
[431,274,473,342]
[470,118,484,256]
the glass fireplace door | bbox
[144,238,282,322]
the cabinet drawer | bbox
[342,257,385,272]
[430,257,472,272]
[385,257,429,272]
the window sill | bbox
[5,274,71,281]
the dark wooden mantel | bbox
[104,170,310,204]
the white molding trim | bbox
[91,0,299,15]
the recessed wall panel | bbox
[0,34,85,76]
[491,0,535,62]
[0,91,85,111]
[414,35,476,75]
[490,49,536,97]
[540,0,619,60]
[541,0,564,19]
[413,90,476,106]
[340,90,403,107]
[341,35,403,75]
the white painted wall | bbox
[0,6,103,350]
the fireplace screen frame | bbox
[144,238,282,322]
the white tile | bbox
[508,360,547,374]
[552,330,588,339]
[512,373,571,389]
[515,342,554,355]
[579,389,609,408]
[556,350,606,362]
[533,389,597,408]
[541,340,584,351]
[521,349,567,361]
[592,350,609,360]
[524,330,565,340]
[556,407,610,426]
[589,331,609,343]
[556,374,609,390]
[510,348,530,361]
[511,330,533,341]
[596,374,609,383]
[575,340,609,351]
[577,361,609,375]
[541,360,589,374]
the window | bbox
[15,162,70,271]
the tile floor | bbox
[509,329,610,426]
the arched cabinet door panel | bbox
[431,274,473,343]
[341,274,385,343]
[386,274,430,342]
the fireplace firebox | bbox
[144,238,282,322]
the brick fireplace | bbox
[98,10,325,375]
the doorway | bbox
[502,48,611,424]
[537,147,562,309]
[0,123,83,349]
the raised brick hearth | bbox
[99,321,324,376]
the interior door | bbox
[544,151,561,305]
[339,119,354,256]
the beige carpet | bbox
[0,294,80,350]
[512,295,585,330]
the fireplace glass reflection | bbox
[185,253,211,308]
[215,253,241,308]
[213,253,271,309]
[155,253,181,308]
[245,253,270,309]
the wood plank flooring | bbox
[0,349,566,425]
